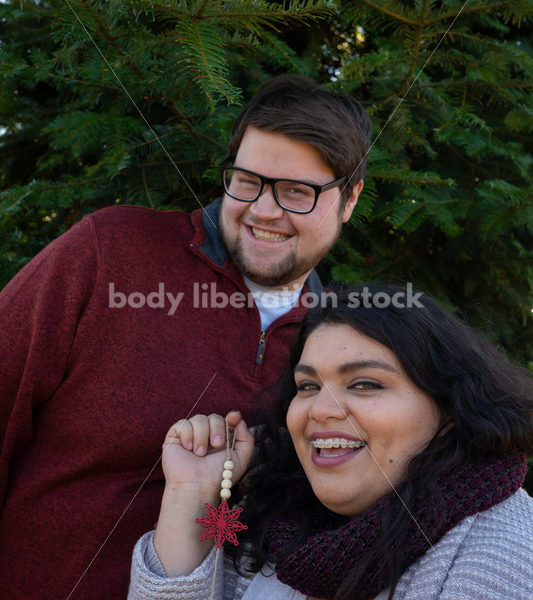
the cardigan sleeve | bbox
[127,531,254,600]
[0,216,100,506]
[437,489,533,599]
[392,490,533,600]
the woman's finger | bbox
[187,414,211,456]
[233,418,253,444]
[225,410,242,429]
[164,419,193,451]
[207,413,228,449]
[230,418,255,476]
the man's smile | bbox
[250,226,292,242]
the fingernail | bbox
[213,435,223,445]
[196,446,205,456]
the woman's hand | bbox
[161,410,254,501]
[153,410,254,577]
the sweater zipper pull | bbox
[255,331,266,365]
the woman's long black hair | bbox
[228,283,533,599]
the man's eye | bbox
[287,186,306,195]
[288,186,313,198]
[239,177,259,186]
[278,182,313,197]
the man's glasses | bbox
[221,166,347,214]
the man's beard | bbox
[220,219,341,288]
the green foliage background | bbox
[1,1,532,484]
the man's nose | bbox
[249,183,285,220]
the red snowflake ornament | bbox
[195,500,248,549]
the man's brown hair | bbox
[227,75,372,204]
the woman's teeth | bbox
[311,438,366,456]
[311,438,366,449]
[252,228,290,241]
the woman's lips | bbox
[311,444,366,467]
[310,435,367,468]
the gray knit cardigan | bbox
[128,489,533,600]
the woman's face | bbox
[286,323,441,516]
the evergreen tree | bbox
[1,0,531,366]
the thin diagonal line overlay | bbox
[316,0,471,231]
[63,0,217,230]
[65,371,218,600]
[60,2,467,596]
[319,377,461,588]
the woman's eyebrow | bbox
[294,360,399,377]
[338,360,399,375]
[294,364,318,376]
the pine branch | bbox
[425,2,512,26]
[138,0,334,30]
[77,0,146,80]
[404,0,429,89]
[254,29,305,71]
[420,30,501,49]
[164,100,198,140]
[369,171,454,186]
[206,6,333,28]
[195,0,211,17]
[177,18,241,108]
[360,0,418,25]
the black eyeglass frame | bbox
[220,166,347,214]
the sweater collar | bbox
[192,198,324,296]
[197,197,227,268]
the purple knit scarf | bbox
[263,454,527,600]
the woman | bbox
[129,284,533,600]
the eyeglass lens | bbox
[223,169,316,212]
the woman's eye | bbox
[352,381,382,390]
[296,381,319,392]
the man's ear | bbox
[341,180,364,223]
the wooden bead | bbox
[222,469,233,480]
[221,479,232,489]
[224,460,234,470]
[220,488,231,499]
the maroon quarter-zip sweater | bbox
[0,199,322,599]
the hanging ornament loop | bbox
[194,417,248,599]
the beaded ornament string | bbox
[195,418,248,599]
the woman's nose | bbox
[308,388,346,422]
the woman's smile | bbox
[287,323,442,517]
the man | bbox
[0,75,371,599]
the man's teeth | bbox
[311,438,366,449]
[252,228,290,241]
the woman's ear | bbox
[437,418,454,436]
